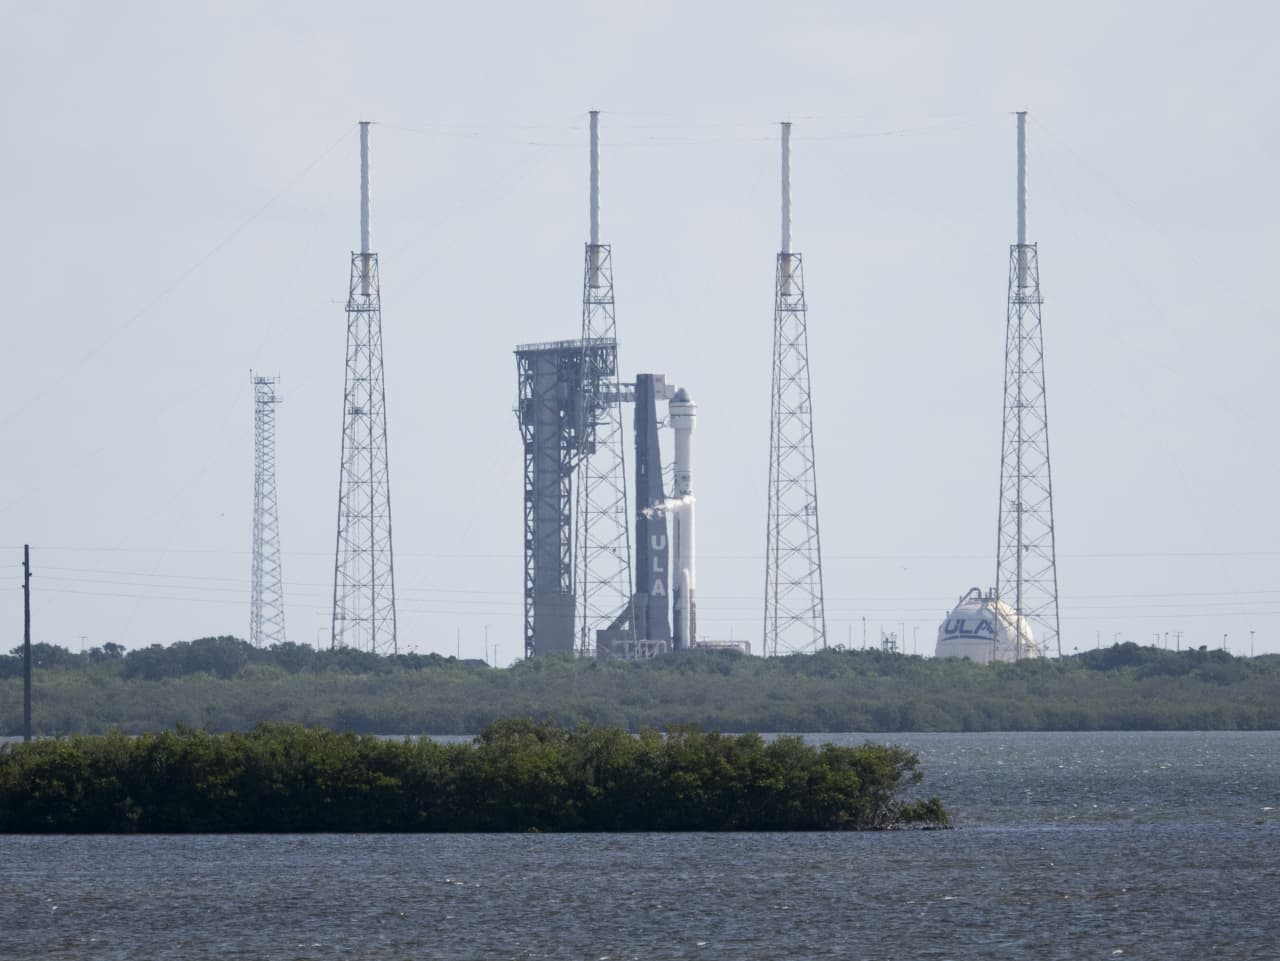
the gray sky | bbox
[3,1,1277,661]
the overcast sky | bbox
[3,1,1277,661]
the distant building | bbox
[936,587,1042,663]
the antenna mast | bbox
[995,111,1061,657]
[574,110,635,657]
[332,121,398,654]
[250,372,286,647]
[764,122,827,656]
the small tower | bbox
[331,121,398,654]
[250,372,285,647]
[574,110,635,656]
[764,122,828,656]
[995,111,1061,657]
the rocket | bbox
[670,388,696,648]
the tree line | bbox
[0,636,455,681]
[0,720,947,833]
[3,638,1277,735]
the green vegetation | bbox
[3,638,1278,735]
[0,720,946,832]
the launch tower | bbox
[516,340,590,656]
[331,121,398,654]
[995,111,1061,657]
[250,372,285,647]
[763,122,828,656]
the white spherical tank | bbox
[935,587,1040,663]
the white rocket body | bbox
[669,388,696,648]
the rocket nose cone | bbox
[672,387,692,403]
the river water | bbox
[1,731,1276,960]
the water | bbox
[1,732,1276,960]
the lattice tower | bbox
[573,110,635,656]
[764,122,827,656]
[331,121,398,654]
[995,111,1061,657]
[250,372,286,647]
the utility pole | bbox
[22,545,32,742]
[1250,630,1255,658]
[1175,631,1183,652]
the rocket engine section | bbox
[670,388,697,649]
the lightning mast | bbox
[250,372,286,647]
[764,121,827,656]
[995,111,1061,657]
[574,110,635,657]
[331,121,398,654]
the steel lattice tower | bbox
[764,122,827,656]
[331,121,398,654]
[250,372,286,647]
[995,111,1061,657]
[574,110,635,656]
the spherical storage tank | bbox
[935,587,1041,663]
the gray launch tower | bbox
[331,122,398,654]
[515,339,593,656]
[995,111,1061,657]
